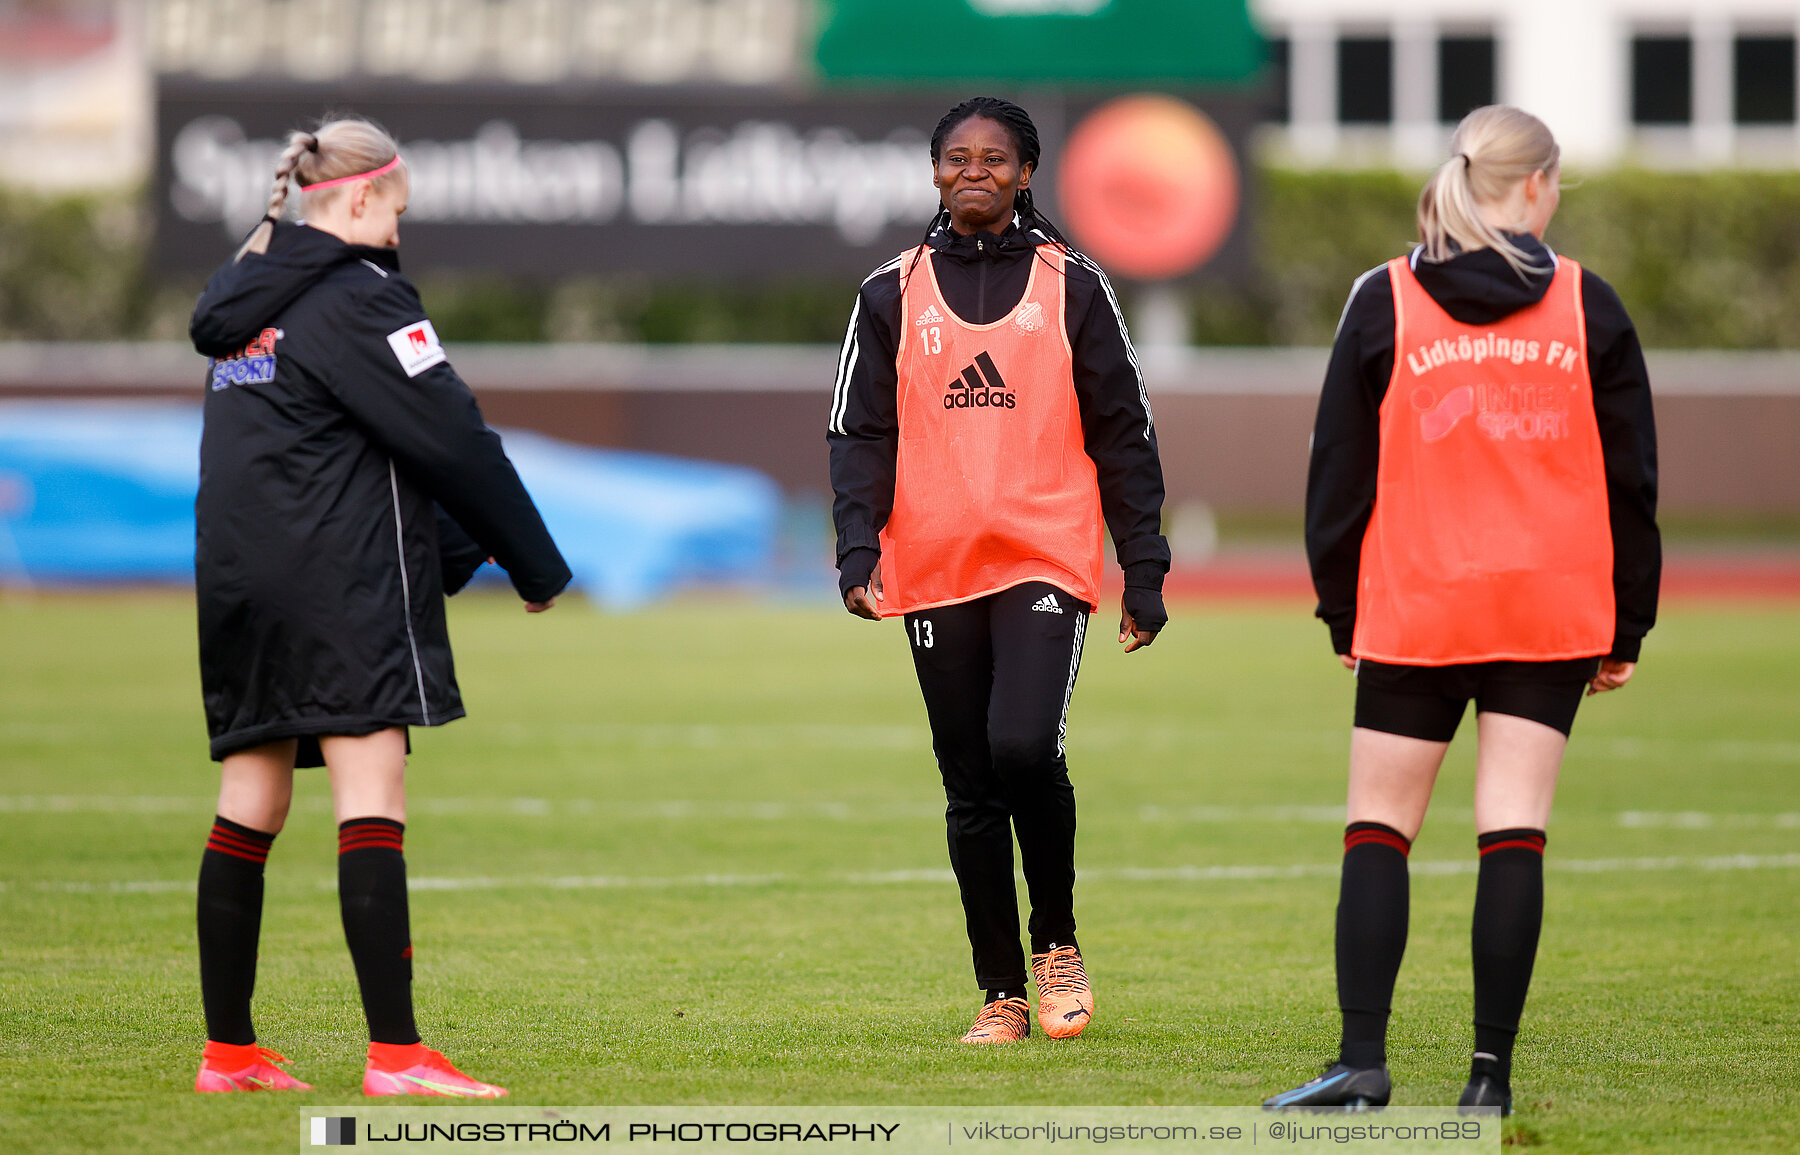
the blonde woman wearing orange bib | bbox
[1267,107,1659,1112]
[828,98,1169,1045]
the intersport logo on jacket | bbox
[208,327,282,392]
[944,352,1016,410]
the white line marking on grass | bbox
[28,853,1794,899]
[845,869,959,884]
[491,723,928,749]
[1137,804,1475,824]
[0,795,951,820]
[1617,811,1800,828]
[1594,738,1800,763]
[11,880,196,893]
[8,796,1800,836]
[405,872,793,892]
[0,795,212,813]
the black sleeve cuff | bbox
[837,547,880,597]
[1116,534,1172,569]
[1122,559,1167,591]
[1607,633,1643,663]
[1329,622,1355,656]
[511,564,572,605]
[835,524,881,561]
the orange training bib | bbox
[1352,255,1614,664]
[878,245,1103,616]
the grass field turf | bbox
[1,592,1796,1153]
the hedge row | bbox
[7,170,1800,347]
[1246,167,1800,347]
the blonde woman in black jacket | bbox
[188,116,568,1097]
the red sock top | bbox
[1344,821,1412,857]
[338,817,405,855]
[206,816,275,864]
[1477,828,1547,857]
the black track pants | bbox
[905,581,1089,990]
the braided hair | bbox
[905,97,1078,283]
[233,116,406,263]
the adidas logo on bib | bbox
[944,351,1016,410]
[915,304,945,327]
[1032,593,1063,614]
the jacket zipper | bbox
[976,235,987,322]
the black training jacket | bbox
[827,220,1170,598]
[1306,234,1660,662]
[189,221,570,763]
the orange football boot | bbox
[959,996,1031,1044]
[1030,944,1094,1039]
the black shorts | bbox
[1353,657,1601,742]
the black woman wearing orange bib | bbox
[827,97,1169,1045]
[1267,106,1659,1112]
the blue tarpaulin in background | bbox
[0,402,780,608]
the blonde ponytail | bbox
[233,117,406,263]
[1417,106,1560,280]
[234,132,316,261]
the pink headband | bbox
[299,155,403,192]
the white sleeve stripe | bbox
[863,253,905,285]
[829,253,906,436]
[1063,248,1154,437]
[830,335,859,435]
[1334,262,1389,339]
[829,298,861,435]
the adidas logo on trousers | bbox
[1032,594,1063,614]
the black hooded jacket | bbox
[827,220,1170,599]
[190,221,570,763]
[1306,234,1660,662]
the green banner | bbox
[814,0,1263,85]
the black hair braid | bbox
[902,205,953,286]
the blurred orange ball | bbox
[1057,95,1240,281]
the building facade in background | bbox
[0,1,150,190]
[12,0,1800,192]
[1257,0,1800,167]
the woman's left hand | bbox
[1118,609,1159,652]
[1119,586,1165,652]
[1587,658,1635,694]
[526,598,556,613]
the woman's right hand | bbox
[1587,658,1635,694]
[844,566,884,620]
[1339,653,1356,670]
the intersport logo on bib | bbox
[945,351,1016,410]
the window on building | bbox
[1632,36,1693,124]
[1267,37,1290,123]
[1438,36,1496,123]
[1735,36,1797,124]
[1338,36,1392,124]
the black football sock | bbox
[338,818,421,1046]
[1471,828,1547,1083]
[1029,935,1079,955]
[1336,821,1412,1069]
[985,988,1026,1003]
[197,815,276,1045]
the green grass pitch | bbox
[1,592,1796,1153]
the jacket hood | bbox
[189,222,400,356]
[1410,232,1557,326]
